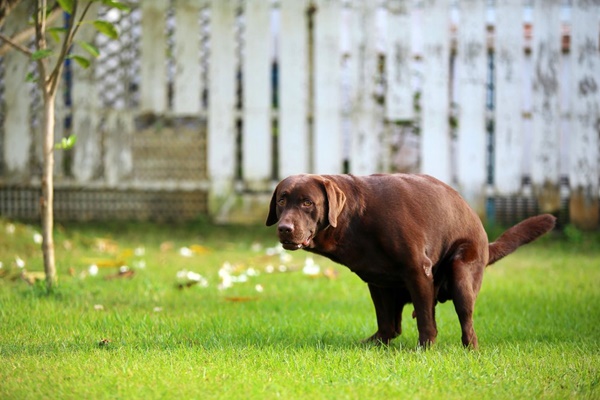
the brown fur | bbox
[266,174,556,348]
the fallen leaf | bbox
[95,238,119,254]
[324,268,339,280]
[104,269,135,280]
[160,241,174,252]
[20,271,46,285]
[83,258,126,268]
[189,244,211,254]
[224,296,259,302]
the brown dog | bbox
[266,174,556,348]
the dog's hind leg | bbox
[407,256,438,348]
[450,258,484,349]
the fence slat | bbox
[208,0,237,199]
[72,3,101,182]
[314,0,343,174]
[140,0,168,113]
[385,0,413,121]
[568,1,600,230]
[349,0,382,175]
[2,2,31,178]
[104,111,134,186]
[531,0,561,212]
[173,0,202,114]
[456,0,487,215]
[278,0,309,178]
[494,0,524,196]
[420,0,451,183]
[242,0,272,188]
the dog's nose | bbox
[278,222,294,234]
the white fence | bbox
[0,0,599,227]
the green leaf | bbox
[55,135,77,150]
[77,41,100,58]
[68,55,91,69]
[56,0,74,14]
[93,20,119,40]
[25,72,37,83]
[31,49,53,60]
[48,27,67,43]
[101,0,131,12]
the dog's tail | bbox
[487,214,556,266]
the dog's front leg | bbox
[363,284,406,345]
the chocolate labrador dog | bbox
[266,174,556,348]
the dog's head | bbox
[266,175,346,251]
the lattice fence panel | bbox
[96,2,142,110]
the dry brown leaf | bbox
[224,296,259,303]
[160,241,174,252]
[104,269,135,280]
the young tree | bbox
[0,0,128,291]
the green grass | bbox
[0,218,598,399]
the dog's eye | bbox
[302,200,313,207]
[277,198,286,206]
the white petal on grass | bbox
[33,233,43,244]
[279,252,292,263]
[302,257,321,276]
[186,271,202,282]
[179,247,193,257]
[251,242,262,252]
[15,256,25,269]
[89,264,99,276]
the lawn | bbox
[0,218,598,399]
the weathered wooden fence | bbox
[0,0,598,228]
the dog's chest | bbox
[311,241,408,286]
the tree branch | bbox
[0,31,33,56]
[48,1,94,95]
[0,5,61,56]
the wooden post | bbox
[140,0,168,113]
[2,2,31,179]
[568,0,599,230]
[456,0,487,217]
[420,0,451,183]
[72,3,101,182]
[314,0,343,174]
[208,0,237,212]
[531,0,561,213]
[173,0,202,115]
[385,0,413,122]
[494,0,524,196]
[348,0,382,175]
[242,0,272,189]
[278,0,310,178]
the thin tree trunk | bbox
[41,90,56,290]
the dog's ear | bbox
[266,187,279,226]
[322,178,346,228]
